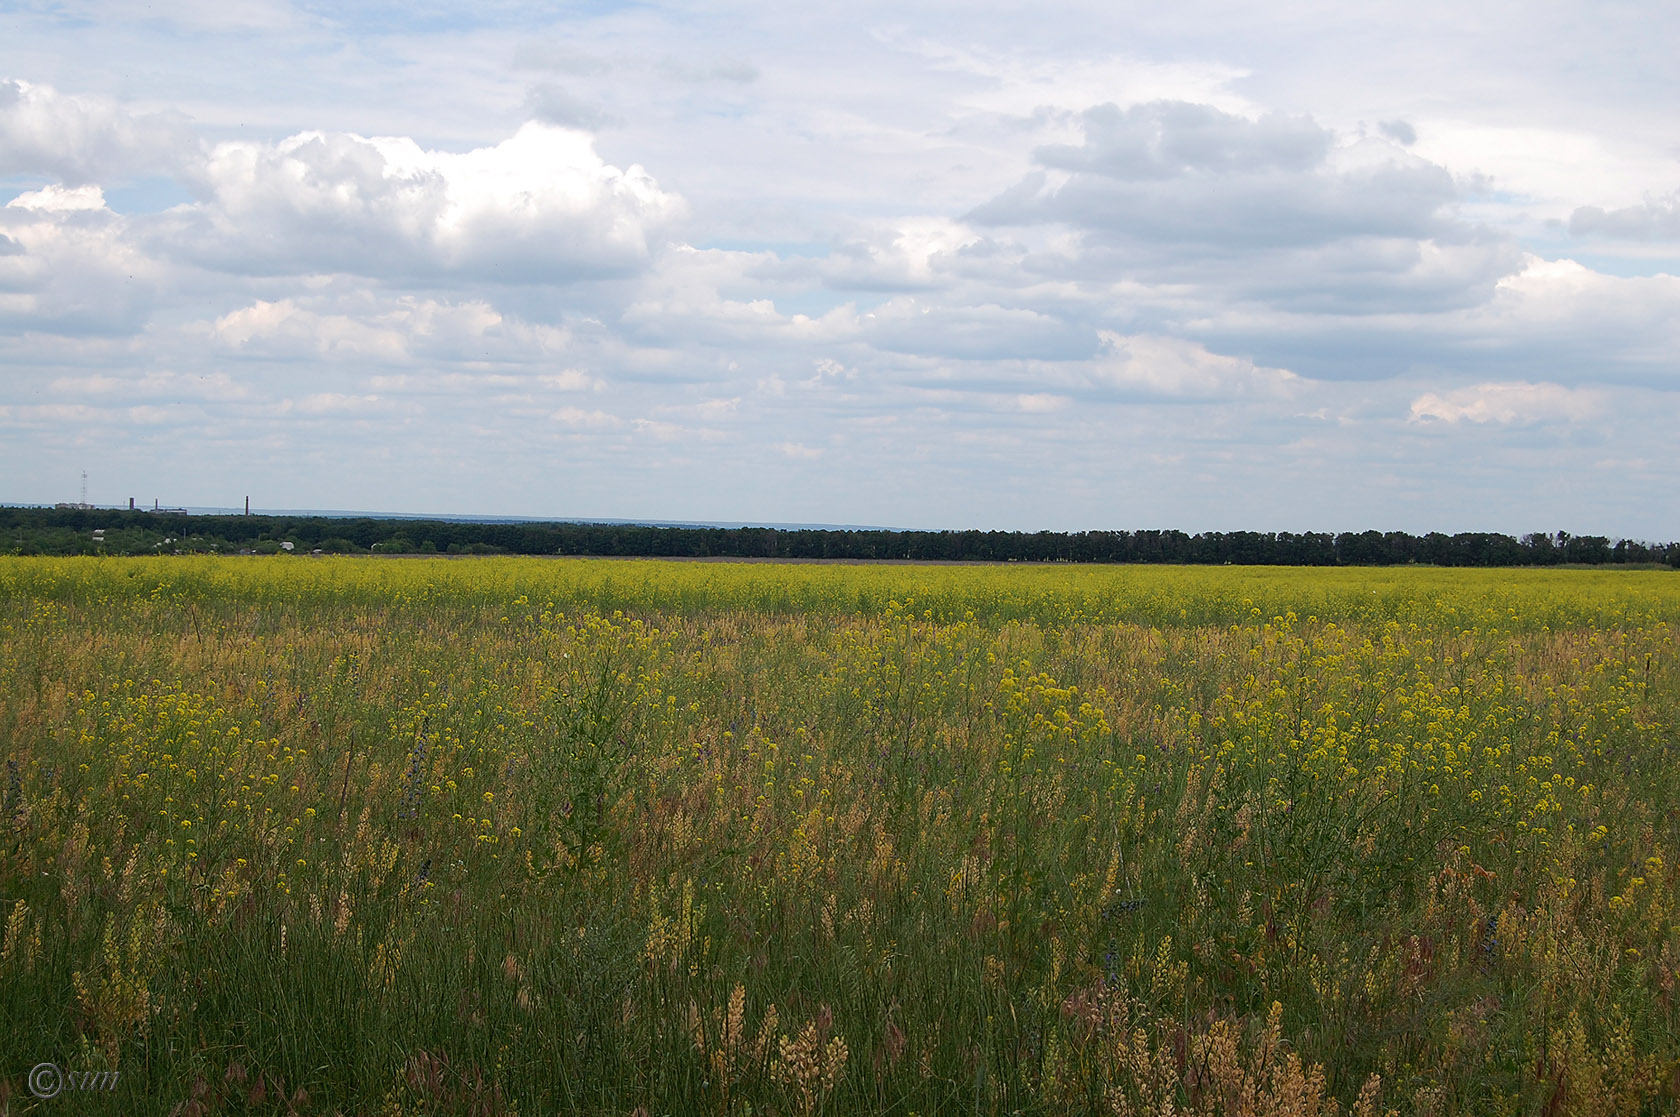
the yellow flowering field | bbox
[2,556,1678,1115]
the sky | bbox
[1,0,1676,535]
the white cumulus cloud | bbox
[0,188,161,334]
[6,184,110,212]
[551,406,622,429]
[172,122,685,281]
[1085,332,1298,399]
[0,78,195,184]
[1408,381,1603,425]
[207,295,573,364]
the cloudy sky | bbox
[2,1,1676,534]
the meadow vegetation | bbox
[2,557,1679,1115]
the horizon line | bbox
[4,502,1672,543]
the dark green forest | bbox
[4,506,1675,567]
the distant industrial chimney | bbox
[129,497,135,511]
[245,495,250,515]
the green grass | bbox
[2,557,1678,1115]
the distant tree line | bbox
[2,507,1675,567]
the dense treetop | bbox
[3,506,1674,567]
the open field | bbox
[3,557,1679,1115]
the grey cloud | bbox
[511,41,613,75]
[1035,101,1330,180]
[861,300,1099,361]
[1569,192,1680,240]
[525,84,617,131]
[962,99,1485,319]
[1190,265,1680,389]
[1042,160,1455,247]
[1378,119,1417,146]
[974,102,1458,252]
[0,233,22,256]
[660,57,759,84]
[1136,232,1521,316]
[713,62,759,83]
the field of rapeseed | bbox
[2,556,1678,1115]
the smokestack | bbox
[129,497,135,511]
[245,495,250,516]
